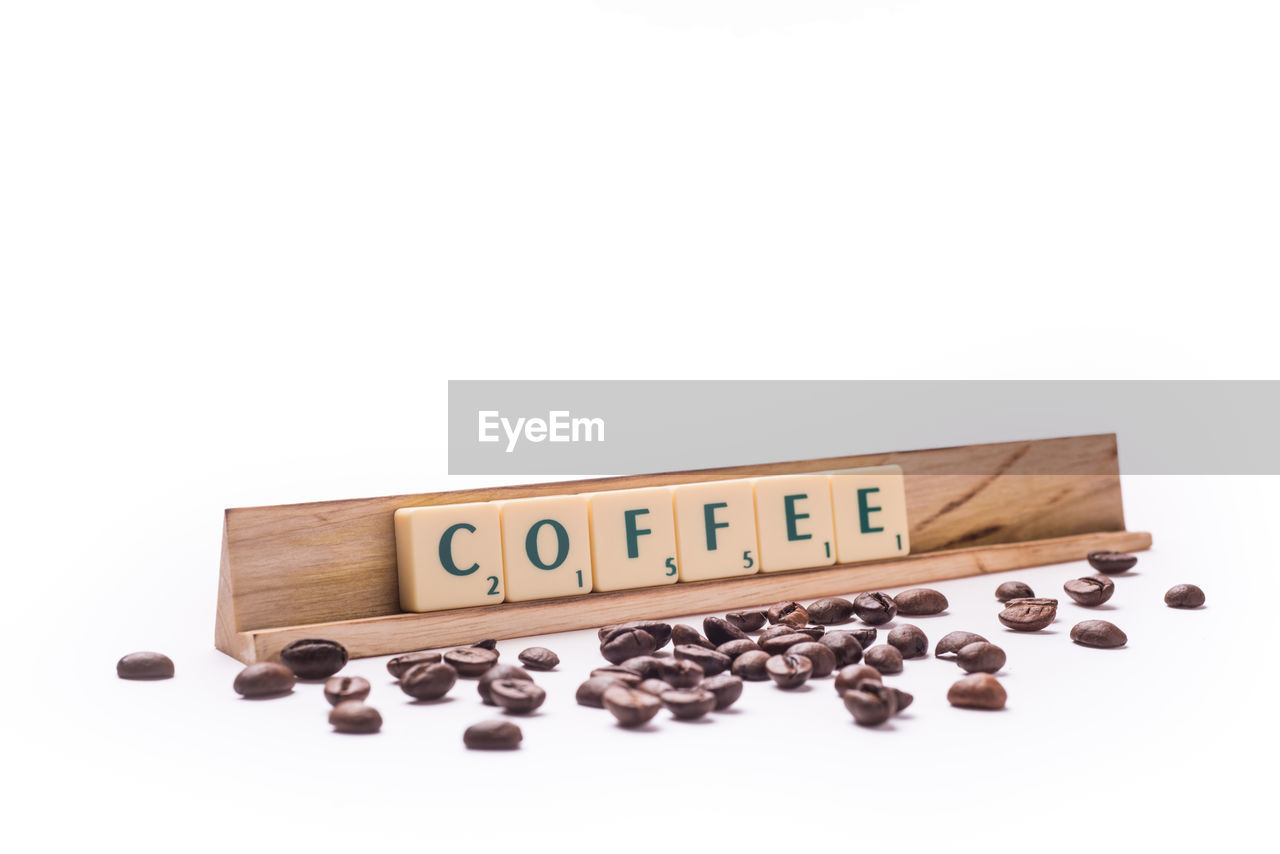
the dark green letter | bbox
[525,519,570,570]
[857,487,884,533]
[703,502,729,551]
[623,508,651,559]
[439,522,479,576]
[784,494,811,541]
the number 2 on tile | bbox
[486,575,500,595]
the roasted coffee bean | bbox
[674,644,731,676]
[759,624,800,644]
[948,673,1007,710]
[471,638,498,651]
[490,679,546,714]
[637,678,672,696]
[1064,575,1115,607]
[323,675,371,706]
[893,588,948,616]
[400,662,457,700]
[116,652,173,680]
[807,597,855,625]
[786,642,837,678]
[601,629,657,665]
[725,610,767,632]
[617,657,664,679]
[1087,551,1138,574]
[658,658,705,688]
[843,681,897,726]
[834,664,882,695]
[887,625,928,659]
[1165,584,1206,609]
[701,673,744,710]
[386,650,442,680]
[592,666,644,686]
[463,720,522,750]
[329,701,382,734]
[1070,620,1127,648]
[956,642,1006,674]
[935,631,988,658]
[662,688,717,720]
[577,675,625,708]
[767,601,809,627]
[731,650,771,681]
[444,647,499,676]
[601,621,673,650]
[892,688,914,713]
[759,632,811,655]
[670,624,714,649]
[998,598,1058,632]
[478,664,533,704]
[852,592,897,626]
[716,639,761,660]
[793,625,825,640]
[848,627,877,649]
[280,639,348,680]
[864,644,904,674]
[602,685,662,727]
[518,647,559,670]
[996,581,1035,602]
[703,616,750,646]
[233,662,296,698]
[819,631,865,667]
[765,653,813,689]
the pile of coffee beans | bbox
[117,550,1206,747]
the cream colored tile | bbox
[830,465,911,563]
[752,475,836,572]
[672,479,761,581]
[586,486,679,592]
[394,503,506,612]
[498,495,592,601]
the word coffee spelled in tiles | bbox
[393,467,911,613]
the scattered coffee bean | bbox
[603,685,662,726]
[577,675,626,708]
[1087,551,1138,574]
[671,624,715,649]
[948,673,1007,710]
[1070,620,1127,648]
[233,662,296,698]
[279,638,348,680]
[701,673,744,710]
[400,662,457,700]
[759,624,801,644]
[478,664,533,704]
[617,657,663,679]
[995,581,1035,602]
[834,664,882,695]
[602,621,673,649]
[887,625,928,659]
[731,650,772,681]
[703,616,750,645]
[786,642,837,678]
[849,627,877,649]
[807,597,855,625]
[116,652,174,680]
[662,688,718,720]
[471,638,498,651]
[444,646,499,676]
[386,650,442,680]
[463,720,522,750]
[759,631,810,655]
[601,629,657,665]
[893,588,948,616]
[725,610,767,632]
[819,631,865,667]
[591,668,643,687]
[1165,584,1206,609]
[716,639,761,660]
[658,658,705,688]
[674,644,731,676]
[843,681,898,726]
[767,601,809,627]
[490,679,546,714]
[956,642,1006,674]
[1063,575,1115,607]
[323,675,371,706]
[637,678,672,696]
[892,688,914,713]
[864,644,904,674]
[793,625,825,641]
[765,653,813,689]
[329,701,382,734]
[852,592,897,626]
[998,598,1058,632]
[518,647,559,670]
[935,631,988,658]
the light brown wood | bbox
[213,433,1144,663]
[237,529,1151,662]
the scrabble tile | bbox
[394,503,506,612]
[587,487,679,592]
[498,495,593,601]
[752,475,836,572]
[830,465,911,563]
[672,479,761,582]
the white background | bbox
[2,1,1277,851]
